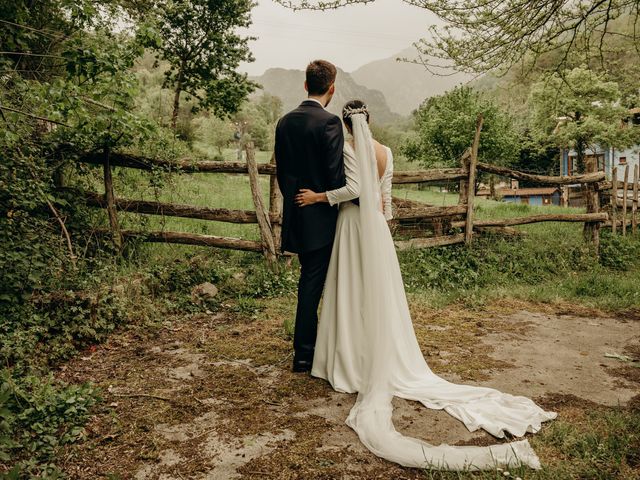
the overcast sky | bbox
[241,0,443,76]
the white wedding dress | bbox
[311,114,556,471]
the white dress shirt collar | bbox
[305,97,325,109]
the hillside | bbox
[351,47,475,115]
[251,67,401,125]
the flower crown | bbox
[343,105,369,118]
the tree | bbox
[144,0,257,129]
[256,93,283,125]
[195,115,235,155]
[232,101,271,151]
[403,86,520,168]
[528,66,640,173]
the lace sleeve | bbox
[382,148,393,220]
[326,144,359,206]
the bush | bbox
[0,290,128,375]
[0,370,99,478]
[398,234,596,294]
[146,255,224,295]
[599,230,640,270]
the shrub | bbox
[0,370,99,478]
[599,230,640,271]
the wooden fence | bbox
[601,164,640,236]
[66,114,628,265]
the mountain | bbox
[251,68,400,125]
[351,47,475,116]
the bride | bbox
[294,100,556,471]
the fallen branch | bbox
[46,198,77,268]
[0,104,69,126]
[112,393,173,402]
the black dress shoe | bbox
[292,359,313,373]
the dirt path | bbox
[472,310,639,405]
[57,301,640,479]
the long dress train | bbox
[311,115,556,470]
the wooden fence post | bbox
[622,164,629,236]
[245,142,277,268]
[103,147,122,251]
[611,167,618,234]
[632,164,639,236]
[268,152,282,253]
[458,148,471,205]
[464,114,483,245]
[583,156,600,249]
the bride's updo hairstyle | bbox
[342,100,370,131]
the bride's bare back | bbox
[348,139,388,179]
[373,140,388,179]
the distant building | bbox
[560,145,639,180]
[559,107,640,181]
[477,186,562,206]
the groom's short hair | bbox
[306,60,337,96]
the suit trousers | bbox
[294,243,333,361]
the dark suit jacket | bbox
[274,100,345,254]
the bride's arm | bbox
[296,147,359,207]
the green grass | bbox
[419,403,640,479]
[106,147,274,241]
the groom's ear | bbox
[328,84,335,95]
[304,81,309,93]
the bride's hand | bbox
[296,189,321,207]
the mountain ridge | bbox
[351,47,474,116]
[250,67,400,125]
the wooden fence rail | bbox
[67,115,635,262]
[476,162,606,185]
[94,229,263,252]
[77,151,468,185]
[68,189,273,224]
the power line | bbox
[252,30,407,50]
[252,19,421,42]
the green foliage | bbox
[235,256,298,298]
[0,2,203,474]
[369,120,415,157]
[532,405,640,479]
[418,402,640,479]
[230,296,264,318]
[399,231,595,294]
[195,115,236,155]
[529,66,640,172]
[0,370,99,478]
[231,93,284,151]
[403,86,520,168]
[598,230,640,270]
[0,289,128,375]
[255,93,284,126]
[146,256,223,295]
[142,0,256,128]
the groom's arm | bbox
[323,115,345,191]
[274,119,285,193]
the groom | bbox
[274,60,346,373]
